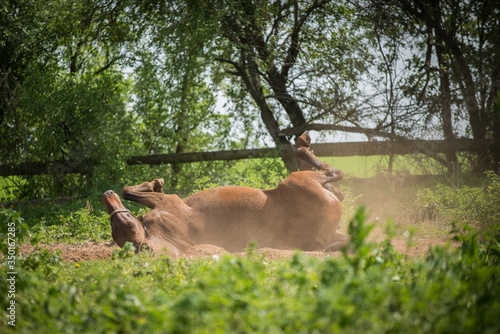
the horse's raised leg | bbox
[295,131,315,172]
[125,178,164,193]
[122,178,167,209]
[324,183,345,202]
[324,232,350,252]
[295,131,344,181]
[295,131,345,201]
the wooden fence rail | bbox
[1,138,497,176]
[127,139,496,165]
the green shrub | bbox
[19,248,64,277]
[415,171,500,228]
[111,241,137,259]
[191,157,287,193]
[0,208,30,256]
[30,205,112,245]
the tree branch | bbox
[279,123,404,140]
[94,56,122,75]
[281,0,329,78]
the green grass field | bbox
[322,154,446,178]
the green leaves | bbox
[112,241,136,259]
[415,171,500,228]
[342,206,374,273]
[0,208,29,256]
[1,0,140,198]
[31,206,112,245]
[3,220,500,333]
[19,247,64,277]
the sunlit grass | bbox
[322,154,446,178]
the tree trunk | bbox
[253,29,307,132]
[490,67,500,172]
[237,48,299,172]
[435,37,458,172]
[404,0,489,171]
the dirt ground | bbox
[18,238,460,263]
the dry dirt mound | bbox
[18,238,459,263]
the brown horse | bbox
[102,132,349,257]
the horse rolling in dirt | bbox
[102,132,349,257]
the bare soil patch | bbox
[19,242,118,262]
[18,238,459,263]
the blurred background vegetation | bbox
[1,0,499,200]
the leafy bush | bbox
[191,157,287,193]
[111,241,137,259]
[415,171,500,228]
[19,248,64,277]
[30,204,112,245]
[0,208,30,256]
[452,220,500,266]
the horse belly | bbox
[272,180,342,249]
[187,186,274,251]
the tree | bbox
[0,0,142,197]
[0,0,53,148]
[143,0,380,172]
[363,0,500,171]
[131,1,240,189]
[132,46,233,189]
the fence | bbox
[0,138,497,176]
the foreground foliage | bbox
[1,207,499,333]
